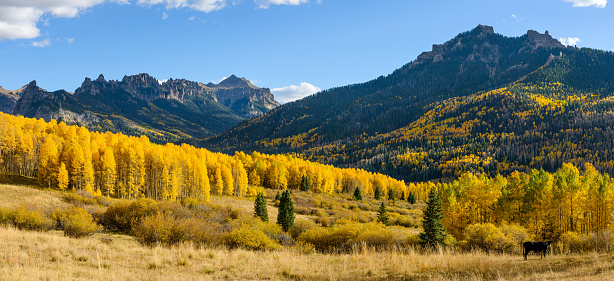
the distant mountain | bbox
[6,74,280,143]
[200,25,614,181]
[0,85,26,114]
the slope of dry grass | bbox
[1,225,613,281]
[1,179,612,280]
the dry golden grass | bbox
[1,225,613,281]
[0,177,69,209]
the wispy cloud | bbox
[510,14,524,22]
[67,38,74,44]
[272,82,321,104]
[162,11,168,19]
[563,0,607,8]
[255,0,309,9]
[31,38,51,47]
[559,37,581,46]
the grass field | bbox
[1,179,613,280]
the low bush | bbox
[224,225,280,251]
[11,205,54,231]
[298,222,409,253]
[53,206,102,238]
[458,223,523,253]
[0,206,12,225]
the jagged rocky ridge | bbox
[4,74,280,143]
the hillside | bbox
[200,25,614,182]
[3,74,279,143]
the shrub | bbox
[53,207,102,238]
[558,232,591,254]
[298,222,400,253]
[12,205,54,231]
[0,207,12,226]
[289,219,317,239]
[224,225,280,251]
[459,223,516,253]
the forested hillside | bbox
[201,26,614,183]
[0,112,405,203]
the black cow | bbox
[523,241,552,260]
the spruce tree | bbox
[254,192,269,222]
[300,175,310,192]
[374,186,382,200]
[377,202,389,225]
[277,190,295,232]
[419,188,447,248]
[400,191,405,201]
[388,188,395,201]
[408,191,416,204]
[353,186,363,201]
[275,191,281,201]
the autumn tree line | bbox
[0,113,407,202]
[408,162,614,240]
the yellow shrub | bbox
[54,207,102,238]
[459,223,516,253]
[12,205,54,231]
[559,232,591,254]
[289,219,317,239]
[224,225,280,251]
[0,207,12,225]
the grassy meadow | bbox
[1,178,613,280]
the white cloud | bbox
[211,76,227,84]
[255,0,309,9]
[188,16,196,20]
[31,38,50,47]
[563,0,607,7]
[272,82,321,104]
[67,37,74,43]
[0,0,107,40]
[560,37,581,46]
[137,0,227,13]
[162,11,168,19]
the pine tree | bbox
[254,192,269,222]
[374,186,382,200]
[58,162,69,192]
[277,190,295,232]
[388,188,395,201]
[275,191,281,201]
[419,188,447,248]
[300,175,311,192]
[353,186,363,201]
[400,190,405,201]
[408,191,416,204]
[377,202,388,225]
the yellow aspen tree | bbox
[101,148,116,197]
[221,164,234,196]
[58,162,69,192]
[233,160,248,196]
[38,137,58,188]
[170,169,179,201]
[214,166,224,195]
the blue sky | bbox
[0,0,612,103]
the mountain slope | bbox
[8,74,280,143]
[201,25,614,182]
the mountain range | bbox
[0,74,279,143]
[199,25,614,182]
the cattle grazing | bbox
[523,241,552,260]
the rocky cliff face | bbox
[8,73,280,142]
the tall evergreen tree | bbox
[388,188,395,201]
[277,190,295,232]
[275,191,281,201]
[377,202,389,225]
[400,190,405,201]
[408,191,416,204]
[254,192,269,222]
[353,186,363,201]
[419,188,447,248]
[374,186,382,200]
[300,175,311,192]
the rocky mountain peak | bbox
[214,74,259,89]
[96,74,106,83]
[526,29,564,49]
[122,73,159,88]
